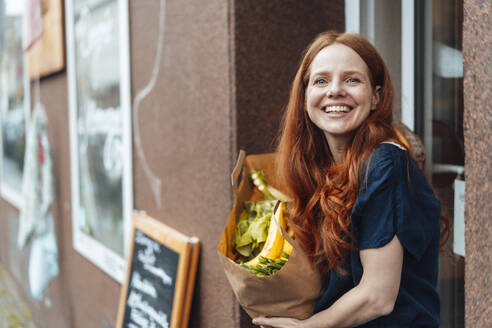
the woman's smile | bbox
[322,105,352,114]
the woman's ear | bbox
[372,86,381,110]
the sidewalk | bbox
[0,264,36,328]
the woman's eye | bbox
[314,78,327,85]
[346,77,360,84]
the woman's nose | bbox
[326,80,345,97]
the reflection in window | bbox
[0,0,28,205]
[431,1,464,327]
[73,0,124,256]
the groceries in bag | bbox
[217,151,323,320]
[231,171,293,276]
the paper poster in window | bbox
[66,0,132,282]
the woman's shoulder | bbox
[373,141,407,160]
[366,141,408,176]
[367,142,438,208]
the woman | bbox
[253,32,448,327]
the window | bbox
[0,0,30,208]
[416,1,464,326]
[66,0,133,282]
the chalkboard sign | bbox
[116,213,200,328]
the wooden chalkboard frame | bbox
[116,212,199,328]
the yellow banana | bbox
[245,202,286,266]
[286,225,295,238]
[282,239,293,256]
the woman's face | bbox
[305,43,380,146]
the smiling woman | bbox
[253,31,449,328]
[305,43,380,163]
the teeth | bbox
[324,105,350,113]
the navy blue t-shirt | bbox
[314,143,441,327]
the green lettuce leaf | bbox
[233,200,277,261]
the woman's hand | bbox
[253,316,305,328]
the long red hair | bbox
[277,31,448,275]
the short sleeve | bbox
[351,144,441,261]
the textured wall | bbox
[130,1,236,327]
[463,0,492,326]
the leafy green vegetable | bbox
[232,199,277,262]
[249,214,270,244]
[232,171,290,263]
[240,256,288,277]
[234,221,252,247]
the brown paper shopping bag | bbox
[217,151,323,319]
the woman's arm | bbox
[253,235,404,328]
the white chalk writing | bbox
[143,264,172,286]
[138,249,156,266]
[135,231,161,253]
[135,231,161,267]
[128,291,169,328]
[131,272,157,298]
[132,0,167,208]
[130,307,149,327]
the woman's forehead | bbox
[309,43,370,77]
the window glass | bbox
[66,0,132,282]
[0,0,28,207]
[73,0,124,256]
[430,1,465,327]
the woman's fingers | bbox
[252,316,302,328]
[252,317,267,326]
